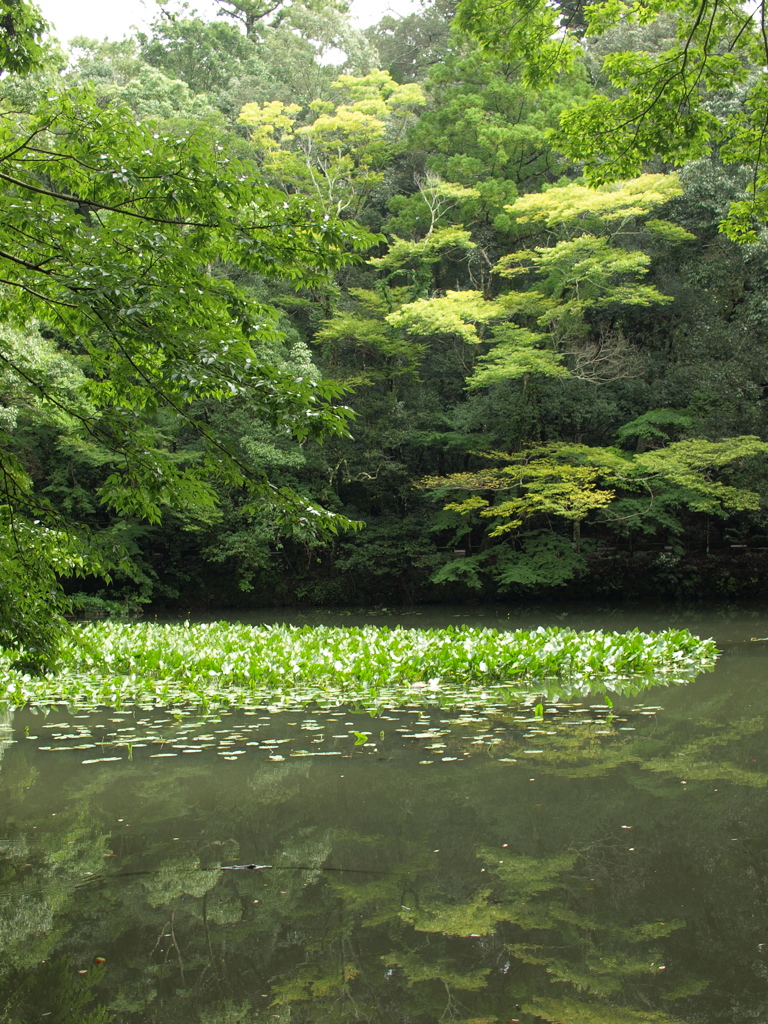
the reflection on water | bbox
[1,611,768,1022]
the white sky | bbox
[35,0,421,46]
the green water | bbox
[1,609,767,1023]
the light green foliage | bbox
[239,70,425,214]
[444,454,617,534]
[487,175,688,370]
[456,0,768,239]
[426,437,768,531]
[388,174,688,390]
[634,436,768,516]
[0,620,718,711]
[423,444,625,533]
[498,234,668,343]
[387,289,503,344]
[508,174,688,229]
[504,235,655,299]
[422,437,768,592]
[238,99,301,148]
[367,225,477,277]
[469,334,569,385]
[316,208,480,398]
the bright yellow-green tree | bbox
[385,174,692,387]
[238,69,425,215]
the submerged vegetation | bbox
[0,622,718,712]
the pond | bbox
[1,607,767,1023]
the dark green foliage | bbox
[139,16,261,95]
[364,0,456,83]
[385,37,590,240]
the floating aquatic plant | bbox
[0,622,718,712]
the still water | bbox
[1,608,768,1023]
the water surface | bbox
[1,609,767,1023]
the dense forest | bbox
[4,0,768,660]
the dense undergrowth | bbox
[0,622,719,712]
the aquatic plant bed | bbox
[0,621,718,712]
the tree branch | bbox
[0,170,221,228]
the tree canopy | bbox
[0,21,373,662]
[456,0,768,239]
[1,0,768,651]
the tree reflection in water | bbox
[0,649,767,1023]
